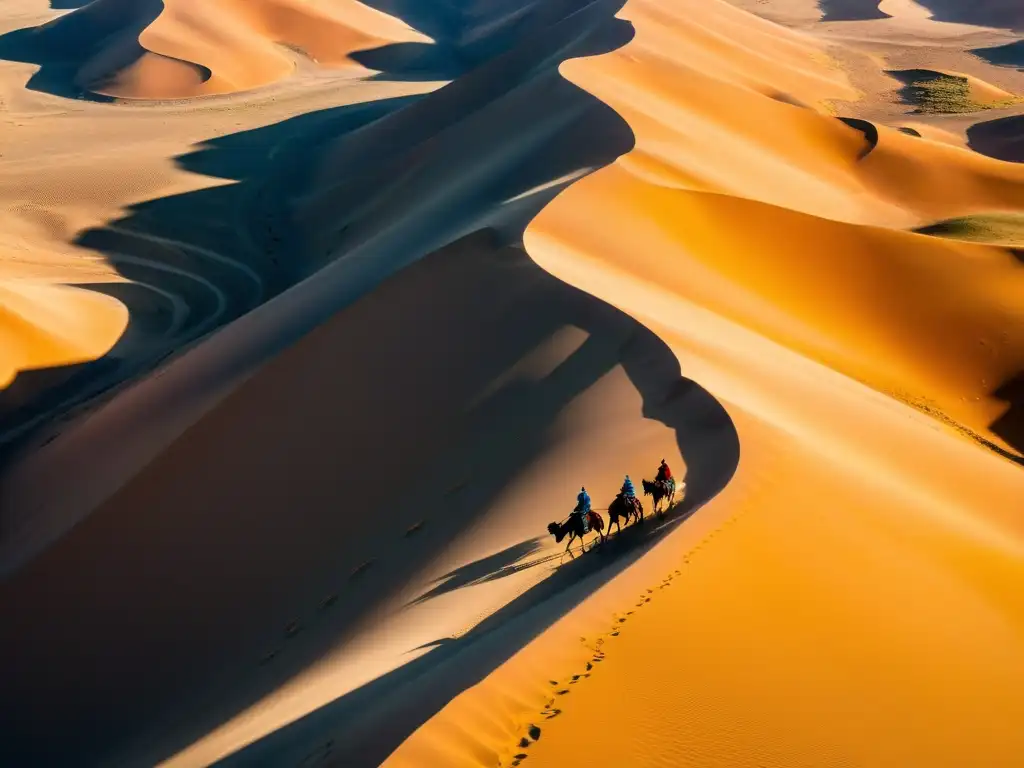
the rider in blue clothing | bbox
[574,486,592,532]
[620,475,636,499]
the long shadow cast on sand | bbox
[0,0,627,452]
[0,1,741,766]
[971,40,1024,71]
[968,114,1024,162]
[908,0,1023,30]
[0,94,423,460]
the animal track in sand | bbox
[296,738,334,766]
[404,520,426,537]
[318,594,338,611]
[502,508,758,765]
[349,559,375,580]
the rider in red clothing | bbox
[656,458,672,484]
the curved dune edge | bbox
[70,0,433,99]
[0,283,127,390]
[380,1,1024,766]
[1,0,1023,764]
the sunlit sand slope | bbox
[0,282,127,397]
[0,233,738,767]
[382,0,1024,765]
[538,0,1024,452]
[2,0,429,99]
[1,0,1023,765]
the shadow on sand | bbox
[991,371,1024,457]
[1,1,741,767]
[0,94,422,461]
[0,0,162,101]
[971,40,1024,71]
[220,492,718,768]
[818,0,889,22]
[0,0,633,454]
[967,113,1024,163]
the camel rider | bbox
[656,459,672,485]
[620,475,636,499]
[574,486,592,532]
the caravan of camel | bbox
[548,459,683,556]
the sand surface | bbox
[1,0,1022,766]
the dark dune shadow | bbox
[0,1,741,766]
[0,0,163,101]
[349,42,466,82]
[353,0,608,79]
[0,236,740,768]
[0,0,630,445]
[0,95,422,458]
[818,0,889,22]
[967,114,1024,162]
[218,477,728,768]
[50,0,92,8]
[991,371,1024,456]
[1,0,603,97]
[837,116,880,159]
[910,0,1024,31]
[972,40,1024,70]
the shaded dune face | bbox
[0,5,736,764]
[2,0,1024,764]
[0,0,635,449]
[914,0,1024,30]
[0,0,635,99]
[972,39,1024,71]
[0,236,738,767]
[0,0,167,98]
[0,0,410,99]
[970,114,1024,163]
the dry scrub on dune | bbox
[890,69,1022,114]
[915,212,1024,246]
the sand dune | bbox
[0,231,738,766]
[1,0,1023,765]
[0,0,431,99]
[974,39,1024,70]
[888,68,1020,113]
[0,281,127,393]
[970,113,1024,161]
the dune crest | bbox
[1,0,1024,765]
[4,0,431,100]
[0,282,127,389]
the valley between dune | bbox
[1,0,1022,766]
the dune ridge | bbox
[0,0,432,100]
[383,1,1024,764]
[0,0,1023,765]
